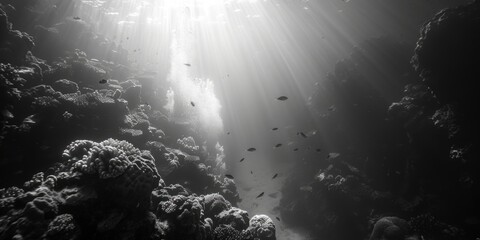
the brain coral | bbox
[177,136,200,153]
[248,214,276,239]
[61,138,160,206]
[62,138,146,179]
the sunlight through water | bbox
[70,1,468,239]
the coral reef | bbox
[0,139,274,240]
[177,136,200,154]
[0,3,272,240]
[0,8,35,65]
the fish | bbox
[293,148,299,152]
[184,63,191,67]
[256,192,264,198]
[250,171,253,174]
[272,127,279,131]
[316,148,322,152]
[240,158,245,162]
[268,192,279,198]
[2,109,14,119]
[272,173,278,179]
[274,144,282,148]
[276,217,281,221]
[190,101,195,107]
[225,174,234,179]
[276,96,288,101]
[99,79,108,84]
[316,172,325,181]
[227,132,230,135]
[73,16,81,20]
[23,114,37,124]
[328,105,336,111]
[327,152,341,159]
[300,186,313,192]
[247,148,256,152]
[299,132,307,138]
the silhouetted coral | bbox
[369,217,410,240]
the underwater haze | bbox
[1,0,479,239]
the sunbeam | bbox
[0,0,477,239]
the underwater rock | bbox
[213,224,242,240]
[408,213,464,240]
[45,213,81,240]
[124,84,142,109]
[412,1,480,107]
[369,217,410,240]
[0,7,35,65]
[61,138,160,206]
[155,194,206,237]
[177,136,200,155]
[204,193,232,220]
[215,207,249,231]
[0,138,164,239]
[52,79,78,94]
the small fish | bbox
[276,96,288,101]
[328,105,336,111]
[293,148,299,152]
[276,217,281,221]
[256,192,264,198]
[240,158,245,162]
[316,148,322,152]
[73,16,81,20]
[300,186,313,192]
[274,144,282,148]
[247,148,256,152]
[184,63,191,67]
[272,173,278,179]
[327,152,340,159]
[2,109,14,119]
[250,171,253,174]
[227,132,230,135]
[23,115,37,124]
[272,127,279,131]
[99,79,108,84]
[268,192,279,198]
[316,172,325,181]
[225,174,234,179]
[299,132,307,138]
[190,101,195,107]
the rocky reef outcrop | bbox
[278,1,480,240]
[0,139,275,240]
[1,3,264,239]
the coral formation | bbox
[177,136,200,154]
[369,217,410,240]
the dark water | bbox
[1,0,479,239]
